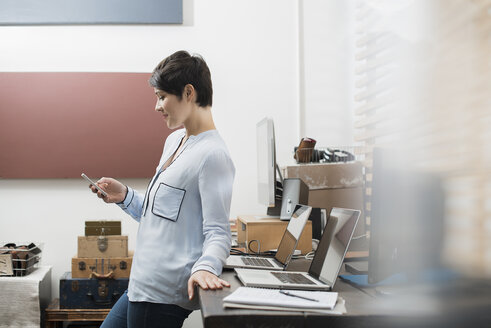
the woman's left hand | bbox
[187,270,230,300]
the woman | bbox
[91,50,235,328]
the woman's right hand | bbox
[89,177,127,204]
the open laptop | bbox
[235,208,361,290]
[225,205,312,270]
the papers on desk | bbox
[223,287,345,314]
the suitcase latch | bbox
[120,261,127,270]
[97,235,108,252]
[71,281,79,292]
[78,261,86,271]
[98,281,108,297]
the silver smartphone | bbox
[81,173,108,197]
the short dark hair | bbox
[149,50,213,107]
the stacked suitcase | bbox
[60,221,132,309]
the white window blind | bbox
[353,0,491,274]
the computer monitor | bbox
[256,117,309,218]
[368,148,445,284]
[256,117,283,216]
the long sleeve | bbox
[192,149,235,276]
[116,186,145,222]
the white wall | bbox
[0,0,354,326]
[300,0,355,146]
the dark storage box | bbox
[85,221,121,236]
[59,272,128,309]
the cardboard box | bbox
[283,162,364,190]
[282,162,367,251]
[77,235,128,258]
[236,215,312,254]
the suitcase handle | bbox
[90,270,114,279]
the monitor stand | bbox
[265,175,283,217]
[266,198,282,217]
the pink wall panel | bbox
[0,72,172,178]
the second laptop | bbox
[225,205,312,270]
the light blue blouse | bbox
[117,128,235,310]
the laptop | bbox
[235,208,361,290]
[225,205,312,270]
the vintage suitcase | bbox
[78,235,128,258]
[59,272,129,309]
[71,255,132,279]
[85,220,122,236]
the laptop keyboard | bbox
[241,257,274,268]
[271,272,316,285]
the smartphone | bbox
[81,173,108,197]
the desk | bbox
[199,261,491,328]
[0,265,51,328]
[198,260,381,328]
[44,298,109,328]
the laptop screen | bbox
[274,205,312,264]
[309,208,360,286]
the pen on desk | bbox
[279,290,319,302]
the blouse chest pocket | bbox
[152,183,186,222]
